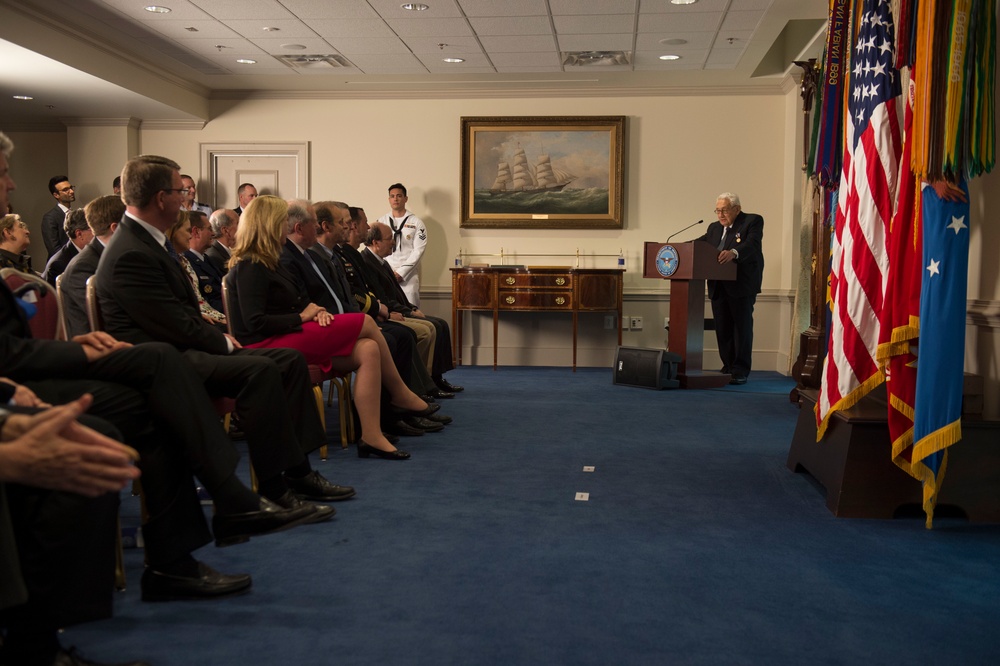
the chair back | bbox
[54,273,71,337]
[85,275,105,332]
[220,274,236,337]
[2,267,65,340]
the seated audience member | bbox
[42,209,93,285]
[112,175,121,195]
[0,396,149,666]
[95,154,354,506]
[227,195,443,460]
[310,201,448,434]
[364,221,463,394]
[41,176,74,259]
[233,182,257,216]
[61,195,122,338]
[180,174,212,215]
[206,208,238,274]
[172,211,226,328]
[0,213,32,273]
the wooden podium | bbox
[643,240,736,389]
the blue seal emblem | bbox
[655,245,679,278]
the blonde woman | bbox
[228,195,437,460]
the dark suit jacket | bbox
[205,240,231,275]
[362,247,414,315]
[41,206,69,258]
[307,246,360,314]
[41,240,79,286]
[95,216,230,354]
[226,260,306,345]
[184,249,225,312]
[334,244,382,316]
[60,238,104,337]
[696,211,764,300]
[279,239,351,315]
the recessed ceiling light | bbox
[262,27,280,32]
[282,44,307,50]
[660,38,687,46]
[659,55,681,61]
[670,0,698,5]
[402,3,429,10]
[236,58,257,65]
[12,95,33,101]
[442,57,464,63]
[144,5,171,13]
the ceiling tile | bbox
[188,0,296,20]
[638,12,724,32]
[323,37,412,56]
[142,19,242,40]
[368,0,465,18]
[468,16,553,36]
[218,19,317,39]
[457,0,549,17]
[403,36,484,54]
[549,0,637,14]
[553,15,634,34]
[635,32,716,50]
[557,34,634,52]
[309,19,398,39]
[246,38,341,55]
[273,0,381,19]
[479,35,557,53]
[384,18,476,37]
[721,11,766,31]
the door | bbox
[200,143,309,210]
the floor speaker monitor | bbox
[612,346,681,390]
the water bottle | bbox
[617,251,625,269]
[454,251,463,268]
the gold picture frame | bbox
[460,116,626,229]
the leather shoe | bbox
[141,561,251,602]
[420,394,437,403]
[424,412,452,425]
[426,388,455,400]
[729,375,747,385]
[394,401,441,417]
[50,647,150,666]
[270,489,335,524]
[435,377,464,393]
[358,441,411,460]
[387,419,425,437]
[404,416,444,432]
[212,496,315,547]
[285,469,356,502]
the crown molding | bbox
[139,120,208,131]
[60,117,141,129]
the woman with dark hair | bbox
[227,195,436,460]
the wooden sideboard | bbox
[450,266,624,370]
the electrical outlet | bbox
[604,314,616,330]
[630,316,643,330]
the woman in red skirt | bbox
[227,195,435,460]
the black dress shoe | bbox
[434,378,465,393]
[140,561,252,602]
[425,412,453,425]
[394,401,441,417]
[285,469,356,502]
[270,489,335,524]
[50,647,151,666]
[211,496,315,547]
[357,442,411,460]
[426,388,455,400]
[420,394,437,403]
[404,416,444,432]
[729,375,747,385]
[387,419,424,437]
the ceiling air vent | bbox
[275,54,352,70]
[561,51,632,67]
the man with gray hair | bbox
[206,208,238,274]
[42,208,93,285]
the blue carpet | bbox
[63,368,1000,665]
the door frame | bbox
[199,142,310,208]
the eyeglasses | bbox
[714,206,732,214]
[56,185,75,193]
[162,188,192,195]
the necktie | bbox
[164,239,180,261]
[304,251,345,314]
[717,227,727,251]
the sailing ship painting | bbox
[472,129,612,217]
[490,147,576,194]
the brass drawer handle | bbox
[555,296,566,305]
[555,277,566,286]
[505,276,516,285]
[505,296,516,305]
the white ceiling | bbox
[0,0,827,125]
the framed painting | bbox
[460,116,626,229]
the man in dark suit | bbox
[696,192,764,385]
[95,155,355,513]
[365,221,463,394]
[206,208,238,274]
[183,210,225,312]
[41,175,75,258]
[42,208,92,285]
[61,195,121,338]
[232,182,257,216]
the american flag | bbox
[816,0,902,437]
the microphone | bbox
[666,219,704,243]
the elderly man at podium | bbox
[697,192,764,385]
